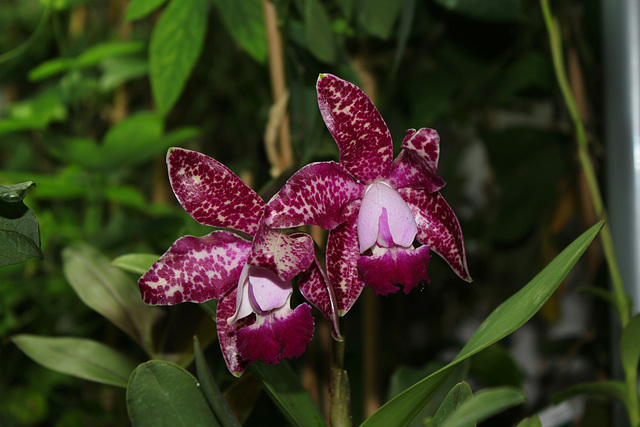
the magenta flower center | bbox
[357,181,418,253]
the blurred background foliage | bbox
[0,0,609,425]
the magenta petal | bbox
[249,222,315,281]
[400,188,471,282]
[326,200,365,316]
[216,289,252,377]
[167,148,266,236]
[139,231,251,305]
[317,74,393,183]
[389,129,446,193]
[265,162,364,230]
[357,245,431,295]
[297,258,341,340]
[236,303,314,364]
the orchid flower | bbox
[265,74,471,316]
[138,148,339,376]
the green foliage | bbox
[212,0,268,63]
[125,0,168,21]
[111,253,160,275]
[0,181,41,267]
[252,361,327,426]
[12,335,138,388]
[439,387,525,427]
[434,0,525,22]
[432,382,473,426]
[150,0,208,116]
[127,361,220,427]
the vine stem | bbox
[330,336,352,427]
[540,1,638,425]
[540,0,630,327]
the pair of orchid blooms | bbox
[139,74,471,376]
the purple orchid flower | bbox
[138,148,339,376]
[265,74,471,316]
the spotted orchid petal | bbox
[317,74,393,183]
[265,162,364,230]
[249,221,315,281]
[297,258,341,340]
[358,245,431,295]
[167,148,266,236]
[139,231,252,305]
[357,181,418,253]
[326,200,364,316]
[215,288,252,377]
[236,302,314,364]
[389,128,446,193]
[399,188,471,282]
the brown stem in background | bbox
[262,0,293,176]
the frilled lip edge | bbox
[235,303,315,365]
[357,245,431,295]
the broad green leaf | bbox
[112,253,160,276]
[0,181,41,267]
[29,41,144,81]
[362,221,603,426]
[392,0,416,75]
[516,415,542,427]
[440,387,525,427]
[433,382,473,427]
[125,0,168,21]
[101,112,164,164]
[150,0,208,116]
[127,360,219,427]
[304,0,336,64]
[63,243,157,353]
[355,0,402,39]
[99,56,148,92]
[251,361,326,426]
[194,337,241,427]
[211,0,267,63]
[552,381,628,407]
[12,335,137,388]
[621,314,640,376]
[434,0,524,22]
[0,166,87,200]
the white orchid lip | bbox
[356,180,418,253]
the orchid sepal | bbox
[167,147,266,236]
[388,128,446,193]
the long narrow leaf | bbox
[362,221,603,426]
[440,387,526,427]
[252,361,326,427]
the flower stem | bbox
[330,335,352,427]
[540,0,630,328]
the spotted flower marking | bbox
[266,74,471,316]
[139,148,339,376]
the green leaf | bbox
[112,253,160,276]
[194,337,241,427]
[620,313,640,378]
[99,56,148,92]
[440,387,525,427]
[355,0,402,39]
[304,0,336,64]
[150,0,208,116]
[0,166,87,200]
[434,0,524,22]
[362,221,603,427]
[469,344,523,387]
[433,382,473,426]
[516,415,542,427]
[552,381,628,407]
[0,181,41,267]
[12,335,138,388]
[29,41,145,81]
[211,0,267,63]
[39,0,84,11]
[391,0,416,75]
[62,243,157,353]
[125,0,168,21]
[101,112,164,165]
[127,360,220,427]
[251,361,326,427]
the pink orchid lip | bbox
[357,181,418,253]
[227,264,293,324]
